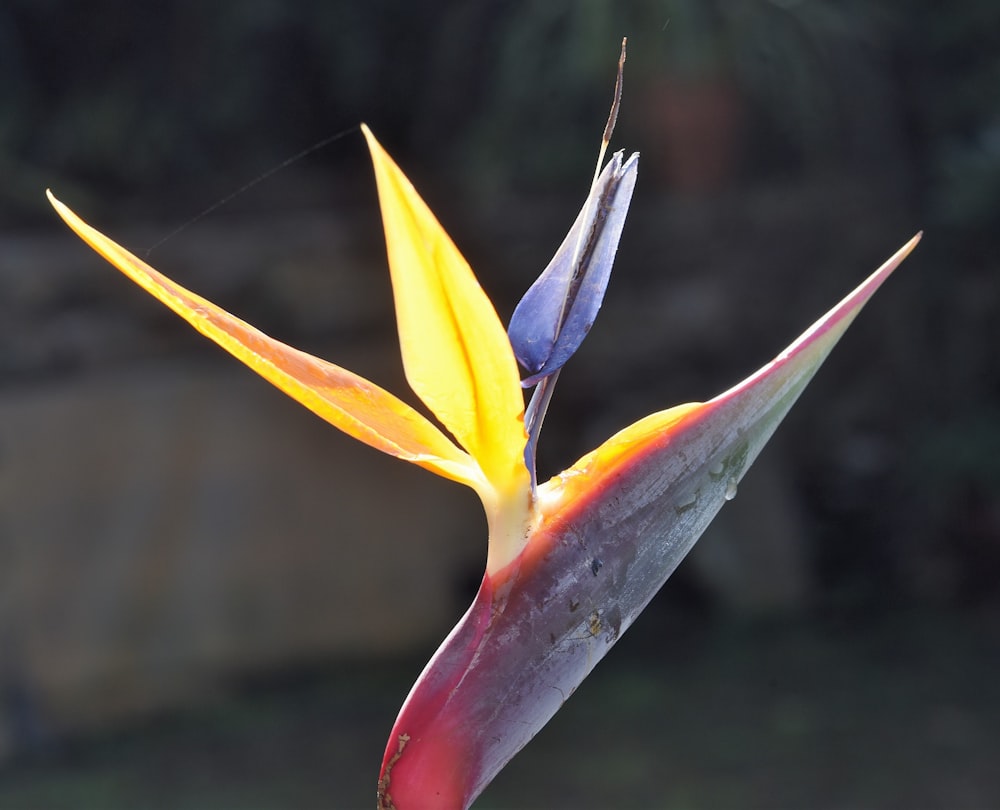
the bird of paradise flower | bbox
[47,42,919,810]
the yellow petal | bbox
[47,191,481,488]
[362,126,529,499]
[558,403,705,482]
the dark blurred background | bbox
[1,1,998,807]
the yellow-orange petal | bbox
[555,402,705,485]
[47,191,482,488]
[361,126,529,502]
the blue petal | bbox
[508,151,639,386]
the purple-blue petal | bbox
[508,151,639,386]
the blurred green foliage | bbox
[3,0,997,229]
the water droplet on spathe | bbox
[674,490,698,514]
[724,477,738,501]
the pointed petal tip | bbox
[47,188,67,215]
[851,230,922,306]
[360,124,388,160]
[893,230,923,263]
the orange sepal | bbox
[47,191,482,488]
